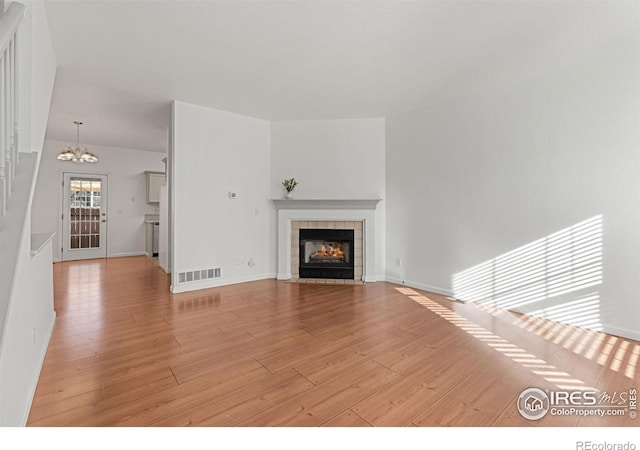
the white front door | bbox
[61,173,108,261]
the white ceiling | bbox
[42,1,634,153]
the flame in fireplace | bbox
[311,244,344,260]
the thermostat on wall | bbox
[228,191,237,199]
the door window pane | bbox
[69,178,102,249]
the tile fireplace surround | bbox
[292,220,362,280]
[273,199,381,282]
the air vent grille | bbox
[177,267,221,284]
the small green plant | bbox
[282,178,298,193]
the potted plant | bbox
[282,178,298,199]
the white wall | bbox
[271,119,385,199]
[271,119,386,278]
[9,0,57,153]
[171,101,272,293]
[386,7,640,339]
[32,140,166,261]
[158,184,169,272]
[28,0,56,152]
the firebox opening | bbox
[304,241,349,264]
[299,229,355,279]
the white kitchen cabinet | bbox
[145,171,165,203]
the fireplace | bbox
[273,198,380,282]
[299,229,354,279]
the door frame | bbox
[59,171,110,261]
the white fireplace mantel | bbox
[273,198,381,282]
[272,199,381,210]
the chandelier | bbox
[57,121,98,163]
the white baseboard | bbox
[108,252,148,258]
[600,324,640,342]
[171,273,277,294]
[20,309,56,426]
[385,276,454,297]
[55,252,147,263]
[276,274,377,282]
[384,277,639,342]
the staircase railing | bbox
[0,2,25,220]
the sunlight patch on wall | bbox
[452,215,603,326]
[526,292,602,330]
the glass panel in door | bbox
[62,173,108,260]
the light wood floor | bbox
[28,256,639,427]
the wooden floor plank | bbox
[352,349,485,426]
[411,365,536,426]
[27,256,640,427]
[322,409,372,427]
[239,360,401,426]
[117,361,283,426]
[29,370,178,426]
[153,368,315,427]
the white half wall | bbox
[32,140,166,261]
[0,225,55,426]
[171,101,273,293]
[271,119,386,277]
[385,4,640,340]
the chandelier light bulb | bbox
[57,121,98,163]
